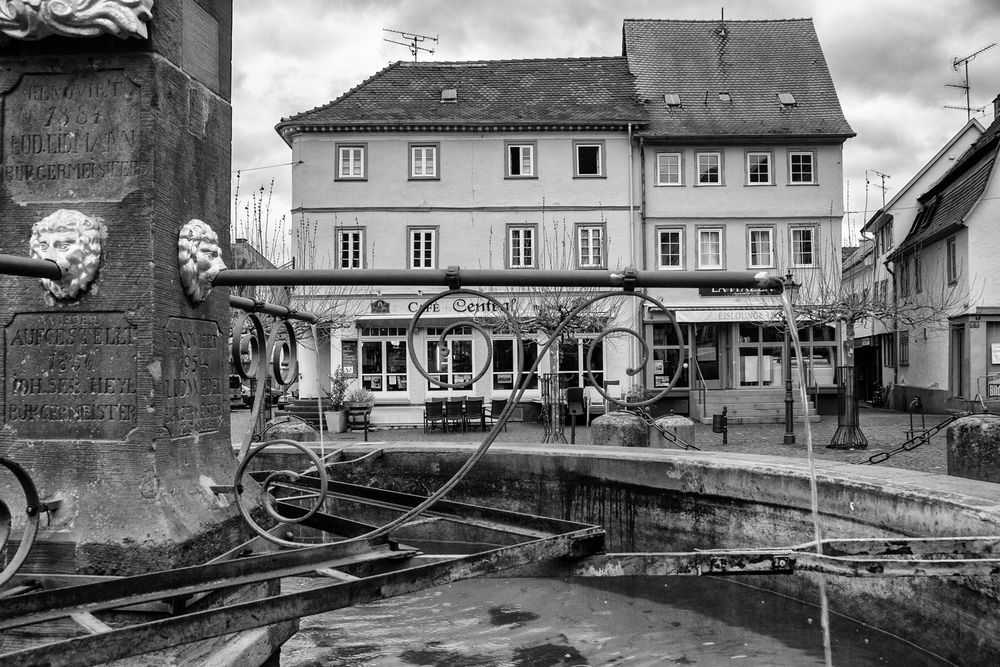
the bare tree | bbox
[781,236,974,447]
[229,175,366,352]
[478,217,631,385]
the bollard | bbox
[712,406,729,444]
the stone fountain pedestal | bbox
[0,0,249,576]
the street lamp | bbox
[782,271,799,445]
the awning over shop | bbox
[662,309,783,323]
[355,315,470,329]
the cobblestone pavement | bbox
[232,405,959,475]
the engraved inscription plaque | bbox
[163,318,225,438]
[1,70,141,203]
[5,312,138,440]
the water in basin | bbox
[281,575,947,666]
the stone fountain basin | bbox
[256,442,1000,665]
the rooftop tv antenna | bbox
[945,43,996,120]
[867,169,890,210]
[383,28,438,61]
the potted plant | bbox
[324,367,349,433]
[345,386,375,408]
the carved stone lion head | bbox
[178,219,226,303]
[29,209,108,301]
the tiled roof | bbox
[891,116,1000,259]
[623,19,854,139]
[277,57,645,137]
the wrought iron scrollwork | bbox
[0,457,42,587]
[232,439,329,548]
[230,287,691,547]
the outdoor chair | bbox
[444,397,466,432]
[565,387,586,444]
[346,403,372,442]
[464,397,486,432]
[487,398,508,431]
[423,398,446,433]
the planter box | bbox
[325,410,347,433]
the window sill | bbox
[654,182,684,187]
[505,175,538,180]
[334,177,368,182]
[787,182,819,186]
[408,176,440,181]
[694,182,724,187]
[573,174,606,179]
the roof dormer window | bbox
[441,88,457,103]
[718,92,731,102]
[778,92,796,106]
[664,93,681,107]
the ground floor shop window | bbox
[652,323,689,389]
[427,326,473,391]
[359,327,407,392]
[557,337,604,388]
[737,322,783,386]
[791,324,837,385]
[492,338,539,390]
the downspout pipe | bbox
[883,261,899,406]
[628,123,637,385]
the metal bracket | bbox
[445,265,461,291]
[622,267,637,292]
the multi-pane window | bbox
[577,225,605,268]
[358,329,407,392]
[508,226,535,268]
[696,152,722,184]
[409,144,438,179]
[426,326,473,391]
[337,145,365,179]
[947,236,958,283]
[337,228,363,269]
[507,143,535,177]
[899,258,911,297]
[656,152,682,185]
[409,228,436,268]
[791,226,815,267]
[746,152,771,184]
[657,228,683,269]
[652,323,689,389]
[789,151,815,184]
[697,228,723,268]
[492,339,539,390]
[574,141,604,177]
[747,227,774,268]
[557,337,604,388]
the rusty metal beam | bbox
[2,528,604,667]
[0,537,404,631]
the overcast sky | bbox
[231,0,1000,247]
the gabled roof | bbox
[861,119,984,233]
[276,57,645,141]
[622,18,854,140]
[890,116,1000,259]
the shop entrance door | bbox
[692,324,724,389]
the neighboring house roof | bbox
[890,116,1000,259]
[861,118,983,233]
[842,240,872,273]
[622,18,854,140]
[276,57,645,142]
